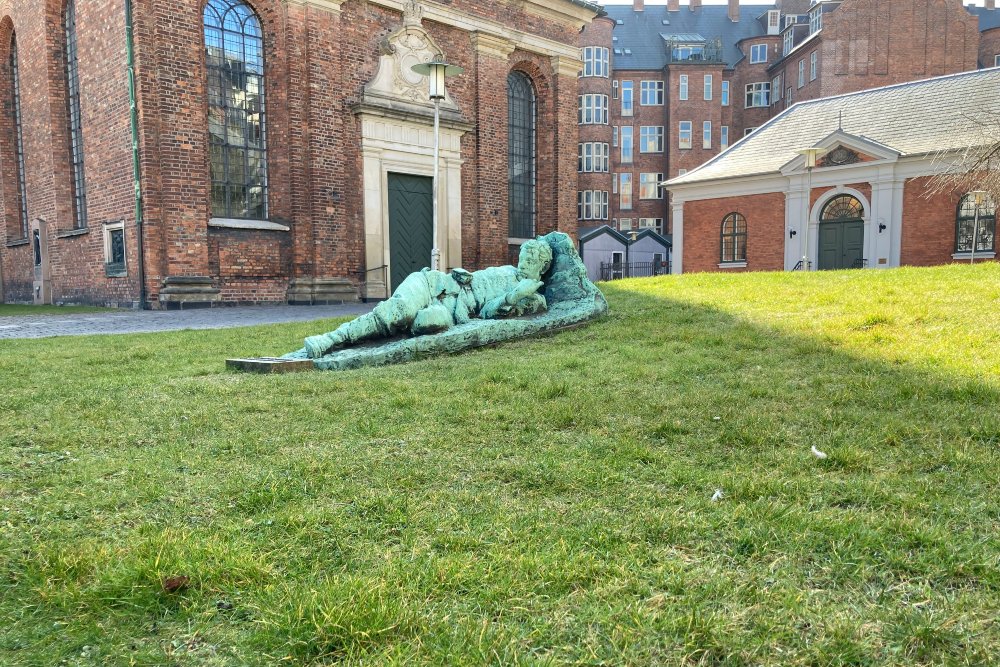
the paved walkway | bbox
[0,304,374,340]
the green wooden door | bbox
[388,173,433,292]
[818,221,865,270]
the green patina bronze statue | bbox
[282,231,608,371]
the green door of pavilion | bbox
[817,195,866,271]
[387,173,433,293]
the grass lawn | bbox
[1,264,998,665]
[0,304,112,317]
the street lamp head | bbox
[796,146,828,170]
[411,55,464,100]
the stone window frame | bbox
[103,220,127,277]
[64,0,88,229]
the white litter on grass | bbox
[811,445,828,460]
[711,489,724,502]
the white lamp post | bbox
[968,190,988,265]
[411,56,464,271]
[795,147,827,271]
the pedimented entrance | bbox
[817,195,866,270]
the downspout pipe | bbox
[125,0,147,309]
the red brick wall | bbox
[731,36,782,136]
[577,16,615,227]
[683,192,785,273]
[0,0,590,306]
[900,176,967,267]
[980,27,1000,68]
[818,0,980,98]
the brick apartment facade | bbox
[0,0,598,307]
[578,0,1000,239]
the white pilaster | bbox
[671,200,684,274]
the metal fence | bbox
[599,261,670,281]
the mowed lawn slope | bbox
[1,264,998,666]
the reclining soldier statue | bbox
[303,238,555,359]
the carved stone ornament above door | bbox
[357,0,465,123]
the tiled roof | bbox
[605,4,776,69]
[667,67,1000,186]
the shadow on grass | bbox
[0,277,999,665]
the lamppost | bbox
[411,56,463,271]
[967,190,988,265]
[795,147,826,271]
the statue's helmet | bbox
[517,239,554,281]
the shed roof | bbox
[667,67,1000,187]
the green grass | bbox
[1,264,999,665]
[0,304,111,316]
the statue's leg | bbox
[304,273,431,358]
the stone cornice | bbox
[551,55,584,78]
[472,32,516,60]
[509,0,598,30]
[285,0,349,12]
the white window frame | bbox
[744,82,770,108]
[749,44,768,64]
[772,75,783,103]
[721,80,730,106]
[621,81,634,116]
[810,6,823,34]
[783,30,794,57]
[578,142,609,173]
[620,126,634,163]
[721,126,729,150]
[619,173,633,211]
[996,54,1000,67]
[703,74,713,101]
[578,94,609,124]
[618,219,632,232]
[798,59,805,88]
[787,86,794,104]
[679,121,692,149]
[679,75,689,101]
[640,80,664,105]
[810,51,818,81]
[581,47,610,78]
[639,126,664,154]
[639,173,664,200]
[578,190,609,221]
[613,80,619,99]
[703,121,712,149]
[744,127,757,137]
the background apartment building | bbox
[579,0,1000,237]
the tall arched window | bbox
[956,193,996,254]
[64,0,87,228]
[204,0,268,220]
[720,212,747,263]
[508,71,536,239]
[9,32,27,239]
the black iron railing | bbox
[600,261,670,281]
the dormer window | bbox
[810,6,823,34]
[767,10,781,35]
[672,44,705,61]
[783,29,794,56]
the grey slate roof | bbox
[606,4,777,69]
[969,6,1000,32]
[667,67,1000,186]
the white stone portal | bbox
[353,0,470,300]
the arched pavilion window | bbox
[508,71,536,239]
[955,193,996,254]
[720,212,747,263]
[9,32,27,239]
[204,0,268,220]
[820,194,864,223]
[64,0,87,228]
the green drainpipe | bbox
[125,0,147,309]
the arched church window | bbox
[204,0,268,219]
[64,0,87,228]
[956,193,996,254]
[508,71,536,239]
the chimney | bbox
[668,0,679,11]
[729,0,740,21]
[689,0,701,10]
[988,0,996,9]
[634,0,644,11]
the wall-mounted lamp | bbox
[789,229,797,239]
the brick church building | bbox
[0,0,598,308]
[577,0,1000,238]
